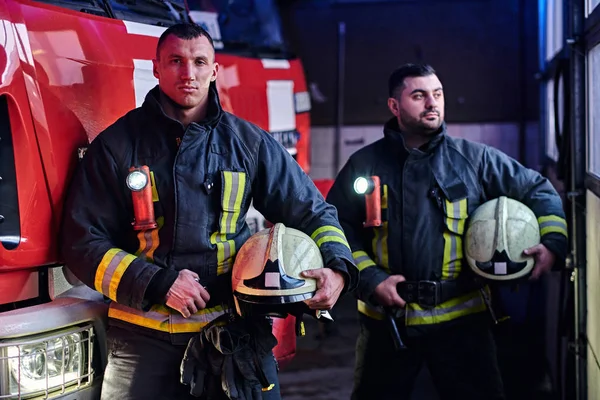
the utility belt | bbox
[396,277,484,309]
[358,276,486,320]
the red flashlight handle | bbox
[130,165,157,230]
[364,176,382,227]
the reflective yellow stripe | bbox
[538,215,568,237]
[372,221,389,273]
[381,184,388,208]
[210,232,235,275]
[441,199,467,280]
[220,171,246,234]
[146,216,164,260]
[352,250,376,271]
[108,303,230,333]
[135,230,148,257]
[135,216,164,262]
[311,225,345,238]
[357,299,384,320]
[95,249,120,292]
[150,171,159,202]
[371,185,389,272]
[444,198,468,220]
[94,248,136,301]
[310,226,351,249]
[406,289,486,325]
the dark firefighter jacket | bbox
[60,84,358,343]
[326,118,567,333]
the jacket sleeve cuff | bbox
[356,267,389,305]
[541,233,568,271]
[326,257,359,294]
[142,269,179,311]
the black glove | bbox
[180,332,210,397]
[181,315,278,400]
[206,317,277,400]
[231,320,277,399]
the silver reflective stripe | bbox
[101,251,128,297]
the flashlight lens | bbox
[354,177,370,194]
[126,171,148,191]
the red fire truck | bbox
[0,0,311,398]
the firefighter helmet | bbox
[232,223,323,318]
[464,196,540,281]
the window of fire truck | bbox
[187,0,292,59]
[31,0,112,18]
[108,0,189,27]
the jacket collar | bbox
[383,117,446,155]
[142,81,223,131]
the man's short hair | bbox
[156,23,214,58]
[388,63,436,98]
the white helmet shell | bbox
[232,223,323,316]
[465,196,540,281]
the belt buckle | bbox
[417,280,439,308]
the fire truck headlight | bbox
[126,170,148,191]
[3,326,93,397]
[353,177,373,195]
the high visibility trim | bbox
[135,216,164,262]
[311,225,345,238]
[220,171,246,234]
[311,226,351,249]
[108,303,230,333]
[371,185,389,273]
[381,184,388,209]
[150,171,159,202]
[444,198,468,220]
[95,249,136,301]
[538,215,568,237]
[372,221,389,273]
[357,299,384,320]
[441,199,467,280]
[406,289,486,325]
[352,250,377,271]
[210,232,235,275]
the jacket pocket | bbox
[218,170,247,234]
[442,198,468,235]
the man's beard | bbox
[399,110,442,135]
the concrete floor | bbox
[278,294,440,400]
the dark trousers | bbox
[101,326,281,400]
[351,314,505,400]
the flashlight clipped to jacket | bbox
[126,165,157,230]
[353,176,382,227]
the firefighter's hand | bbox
[373,275,407,308]
[301,268,345,310]
[524,243,556,280]
[166,269,211,318]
